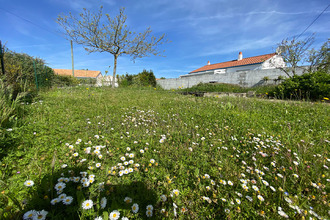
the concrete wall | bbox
[157,68,306,90]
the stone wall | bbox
[157,68,306,90]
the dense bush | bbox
[78,77,97,85]
[2,49,54,87]
[273,71,330,100]
[180,82,277,96]
[0,47,55,100]
[119,69,156,87]
[51,74,80,87]
[0,78,27,128]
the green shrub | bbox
[1,46,55,101]
[181,83,249,93]
[274,71,330,100]
[180,83,277,95]
[78,77,97,85]
[119,69,156,87]
[52,75,80,87]
[2,48,55,89]
[0,78,27,127]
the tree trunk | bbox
[112,55,118,88]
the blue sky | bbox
[1,0,329,78]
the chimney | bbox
[207,61,210,65]
[238,52,243,61]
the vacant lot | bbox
[1,87,329,219]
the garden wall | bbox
[157,68,306,90]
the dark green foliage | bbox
[119,69,156,87]
[180,82,276,95]
[78,77,97,85]
[51,75,80,87]
[274,71,330,100]
[0,47,55,100]
[1,49,54,88]
[135,69,156,87]
[119,73,134,87]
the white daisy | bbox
[51,198,60,205]
[63,196,73,205]
[33,210,48,220]
[262,180,269,186]
[83,181,91,187]
[109,210,120,220]
[58,193,67,201]
[278,210,289,218]
[270,186,276,192]
[82,200,93,210]
[146,209,153,217]
[73,177,80,183]
[202,196,211,203]
[80,172,88,177]
[24,180,34,187]
[160,194,167,202]
[124,197,132,204]
[246,195,253,202]
[132,203,139,213]
[54,182,66,191]
[257,195,265,202]
[100,197,107,209]
[23,210,36,219]
[146,205,153,211]
[172,189,179,196]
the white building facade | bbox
[181,52,286,78]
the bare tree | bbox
[308,38,330,73]
[57,7,167,87]
[276,35,314,78]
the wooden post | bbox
[0,40,5,75]
[71,40,74,77]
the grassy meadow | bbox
[0,87,329,219]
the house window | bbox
[214,69,226,74]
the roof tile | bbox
[190,53,276,73]
[53,69,102,78]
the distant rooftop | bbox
[53,69,102,78]
[190,53,276,73]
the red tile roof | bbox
[53,69,102,78]
[190,53,276,73]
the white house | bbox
[181,51,286,77]
[96,75,118,87]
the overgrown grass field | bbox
[0,87,329,219]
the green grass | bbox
[0,87,329,219]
